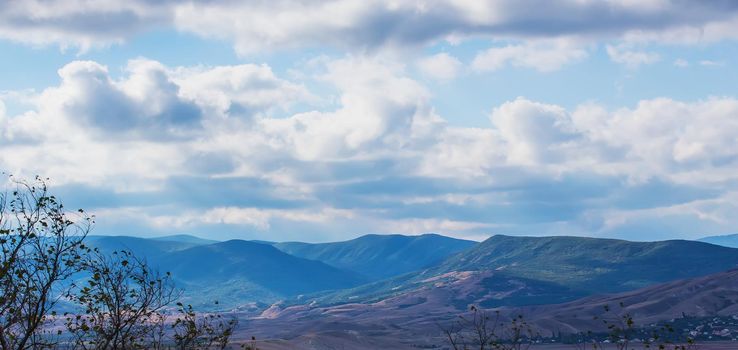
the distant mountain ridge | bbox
[82,233,476,308]
[81,232,738,348]
[159,240,367,306]
[303,234,738,308]
[436,234,738,292]
[82,233,738,312]
[272,233,476,280]
[85,235,202,259]
[699,233,738,248]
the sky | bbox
[1,1,738,242]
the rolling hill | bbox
[84,236,370,307]
[272,233,476,280]
[303,235,738,308]
[514,268,738,335]
[83,233,738,313]
[244,268,738,348]
[158,240,368,306]
[435,234,738,292]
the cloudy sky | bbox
[1,1,738,242]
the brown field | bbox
[241,337,738,350]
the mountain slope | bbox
[516,268,738,335]
[273,233,476,280]
[304,235,738,308]
[699,233,738,248]
[247,268,738,346]
[436,235,738,292]
[159,240,368,306]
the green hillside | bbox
[273,233,476,280]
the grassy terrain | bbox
[273,233,475,280]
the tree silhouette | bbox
[65,249,179,350]
[0,176,92,350]
[1,175,243,349]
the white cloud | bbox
[422,96,738,199]
[0,58,312,187]
[700,60,725,67]
[172,1,738,55]
[257,57,442,161]
[472,41,588,72]
[3,0,738,243]
[0,0,169,51]
[138,206,356,231]
[418,127,504,178]
[376,217,495,240]
[417,53,462,81]
[606,44,661,68]
[673,58,689,67]
[590,191,738,240]
[490,98,578,164]
[172,64,312,118]
[3,1,738,54]
[620,14,738,46]
[38,59,202,140]
[5,56,738,240]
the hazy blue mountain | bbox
[436,235,738,292]
[85,235,200,259]
[305,235,738,308]
[698,233,738,248]
[150,234,219,245]
[273,233,476,280]
[158,240,368,306]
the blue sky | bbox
[1,1,738,242]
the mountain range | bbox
[300,234,738,309]
[86,232,738,314]
[85,233,475,307]
[81,231,738,349]
[159,240,367,306]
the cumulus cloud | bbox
[417,52,462,81]
[4,1,738,242]
[3,1,738,53]
[20,59,311,142]
[173,1,738,55]
[0,0,170,50]
[146,206,356,231]
[5,55,738,241]
[0,100,5,127]
[257,57,442,161]
[48,60,202,138]
[606,44,661,68]
[0,58,311,186]
[472,40,588,72]
[172,64,312,118]
[699,60,725,67]
[490,98,579,164]
[673,58,689,67]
